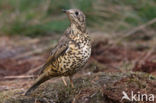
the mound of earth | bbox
[4,72,156,103]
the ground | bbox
[0,0,156,102]
[0,31,156,103]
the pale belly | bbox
[58,43,91,75]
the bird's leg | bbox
[61,76,67,86]
[69,76,74,88]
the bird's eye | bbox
[75,11,79,16]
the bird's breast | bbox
[69,39,91,60]
[67,39,91,67]
[56,34,91,75]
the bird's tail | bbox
[24,73,50,96]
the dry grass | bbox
[0,0,156,36]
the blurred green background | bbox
[0,0,156,36]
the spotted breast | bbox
[56,33,91,76]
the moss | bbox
[3,72,156,103]
[0,89,24,103]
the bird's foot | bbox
[61,76,67,86]
[69,76,74,88]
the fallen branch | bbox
[26,65,43,75]
[1,75,37,80]
[123,18,156,38]
[126,18,156,36]
[13,44,54,60]
[114,18,156,44]
[134,49,154,66]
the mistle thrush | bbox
[25,9,91,95]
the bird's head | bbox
[63,9,86,32]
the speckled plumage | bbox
[25,9,91,95]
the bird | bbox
[24,9,91,95]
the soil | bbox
[0,32,156,103]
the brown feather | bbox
[39,29,71,74]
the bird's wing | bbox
[39,34,69,74]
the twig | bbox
[134,49,154,67]
[142,49,154,61]
[1,75,36,80]
[13,44,54,60]
[26,65,43,75]
[114,18,156,44]
[124,18,156,37]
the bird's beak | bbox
[62,9,67,13]
[62,9,73,21]
[62,9,72,15]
